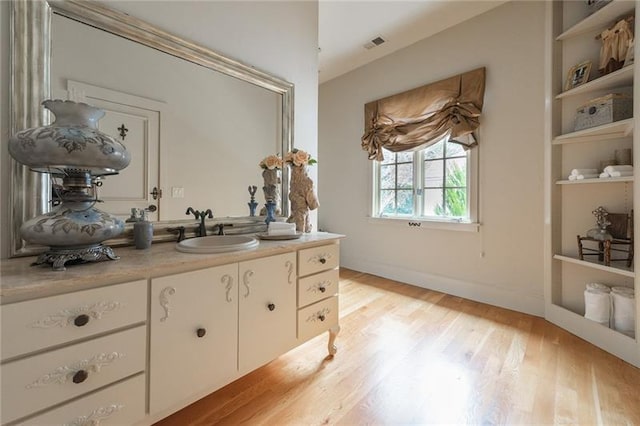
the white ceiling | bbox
[318,0,508,84]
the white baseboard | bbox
[342,255,545,317]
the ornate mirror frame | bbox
[9,0,294,257]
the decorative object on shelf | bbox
[599,164,633,178]
[259,155,283,216]
[7,100,131,271]
[247,185,258,216]
[568,168,598,181]
[597,14,634,75]
[284,149,319,233]
[565,60,592,91]
[264,201,277,225]
[577,206,634,267]
[614,148,632,166]
[584,282,612,326]
[586,0,612,15]
[574,93,632,131]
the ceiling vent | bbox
[363,36,386,50]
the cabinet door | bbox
[150,264,238,415]
[238,252,296,374]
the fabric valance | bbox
[361,67,486,161]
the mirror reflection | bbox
[51,13,284,221]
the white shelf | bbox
[552,118,634,145]
[557,0,635,41]
[556,176,633,184]
[556,65,633,100]
[554,254,635,277]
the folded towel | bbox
[269,222,295,230]
[576,174,598,180]
[587,282,611,293]
[604,165,633,174]
[609,170,634,177]
[611,286,635,338]
[569,175,577,181]
[571,168,597,176]
[267,222,296,235]
[599,172,609,178]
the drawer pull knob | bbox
[268,303,276,311]
[72,370,89,384]
[318,314,326,322]
[74,314,90,327]
[319,258,327,264]
[319,286,326,293]
[196,328,207,338]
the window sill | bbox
[367,217,480,233]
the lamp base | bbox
[32,245,120,271]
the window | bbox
[373,138,477,223]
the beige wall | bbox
[0,1,319,258]
[318,1,546,315]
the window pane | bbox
[380,165,396,189]
[424,140,444,160]
[445,158,467,187]
[381,149,395,165]
[397,151,413,163]
[423,188,444,216]
[424,159,444,188]
[397,190,414,215]
[397,163,413,189]
[445,188,467,217]
[446,141,465,157]
[380,190,396,215]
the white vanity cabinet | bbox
[149,264,239,415]
[0,280,147,425]
[1,233,344,425]
[238,252,297,374]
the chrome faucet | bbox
[186,207,213,237]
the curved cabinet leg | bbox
[328,324,340,356]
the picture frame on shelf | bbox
[565,60,592,91]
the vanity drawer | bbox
[20,373,146,426]
[298,244,339,277]
[297,295,339,341]
[1,280,147,361]
[1,326,146,425]
[298,268,339,308]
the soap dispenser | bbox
[133,209,153,249]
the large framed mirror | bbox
[9,0,294,257]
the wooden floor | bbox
[156,268,640,425]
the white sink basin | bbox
[176,235,259,253]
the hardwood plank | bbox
[155,268,640,425]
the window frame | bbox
[371,140,479,226]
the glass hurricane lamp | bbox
[8,100,131,271]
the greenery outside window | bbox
[373,138,478,223]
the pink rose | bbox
[292,150,310,166]
[261,155,282,169]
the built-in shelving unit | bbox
[545,0,639,367]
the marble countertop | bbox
[0,232,344,304]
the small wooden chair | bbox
[577,210,634,267]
